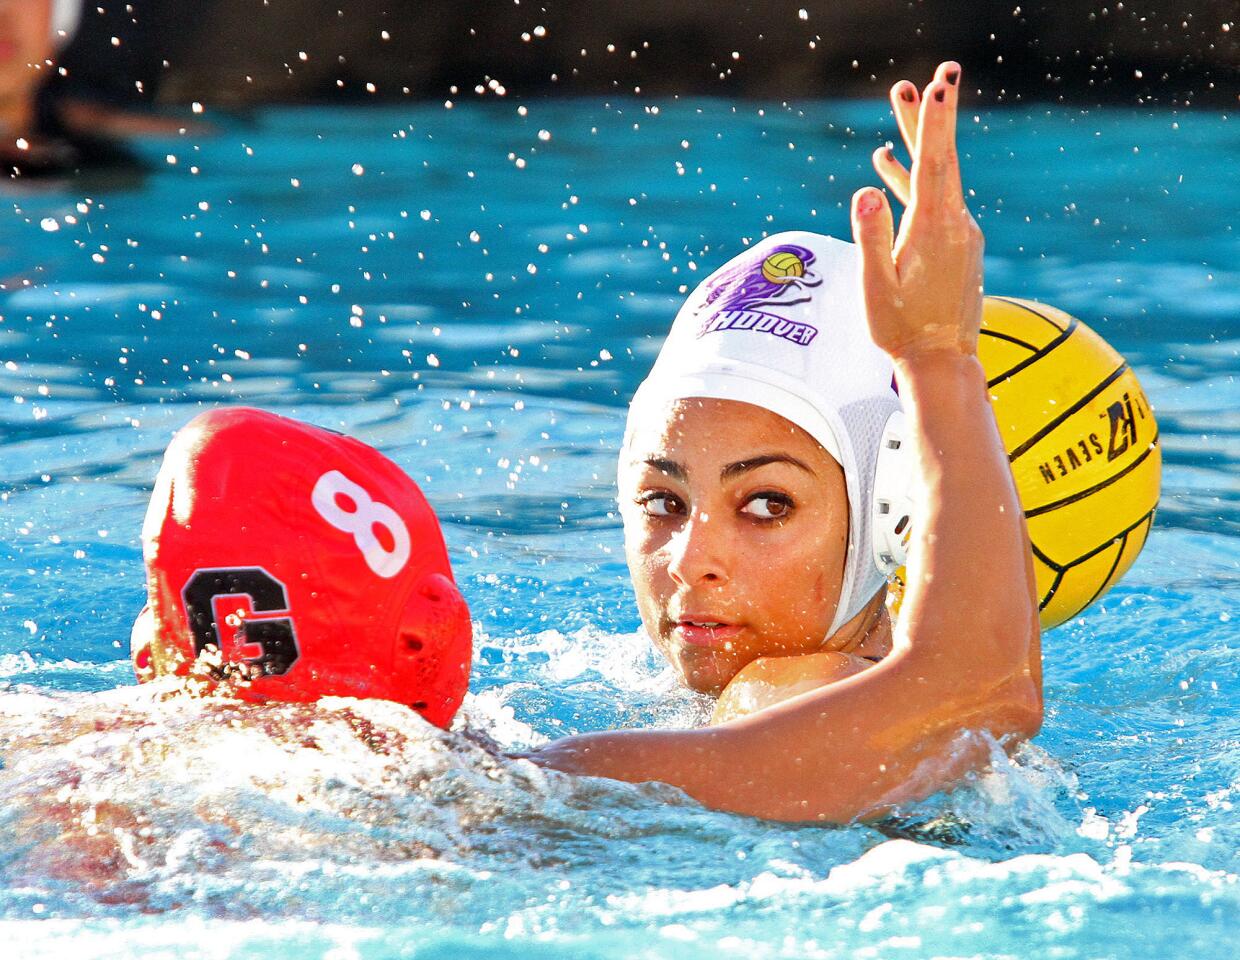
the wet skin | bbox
[621,398,893,697]
[620,398,853,695]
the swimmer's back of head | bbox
[132,407,472,728]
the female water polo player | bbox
[526,62,1043,822]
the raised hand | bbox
[870,75,924,207]
[849,62,984,363]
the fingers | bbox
[850,187,899,312]
[933,59,962,87]
[889,80,919,156]
[872,144,911,206]
[910,61,965,210]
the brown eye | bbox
[741,493,792,520]
[638,494,685,517]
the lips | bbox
[671,616,743,648]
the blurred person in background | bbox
[0,0,78,173]
[2,0,197,178]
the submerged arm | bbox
[528,62,1041,821]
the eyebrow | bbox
[720,454,817,481]
[643,457,687,481]
[641,454,817,482]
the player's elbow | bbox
[995,651,1043,743]
[1006,681,1043,741]
[950,616,1043,742]
[1013,613,1043,727]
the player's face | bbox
[620,399,849,695]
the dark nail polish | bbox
[946,69,959,85]
[858,191,882,216]
[934,88,945,102]
[900,88,915,102]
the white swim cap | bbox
[623,231,901,639]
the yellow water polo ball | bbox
[761,251,806,283]
[709,296,1160,724]
[711,295,1162,723]
[980,296,1161,629]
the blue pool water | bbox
[0,99,1237,958]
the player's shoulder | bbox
[711,651,875,724]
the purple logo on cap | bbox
[696,244,822,346]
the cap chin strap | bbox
[870,411,917,578]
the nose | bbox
[666,510,730,587]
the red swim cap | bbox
[133,407,472,728]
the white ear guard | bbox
[871,410,917,577]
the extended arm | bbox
[527,63,1041,822]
